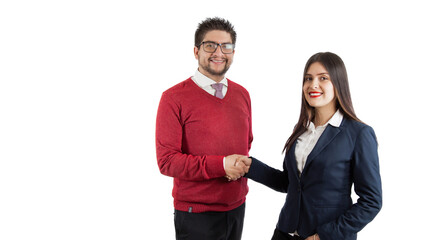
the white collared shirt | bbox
[294,110,344,175]
[191,70,228,97]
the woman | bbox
[241,52,382,240]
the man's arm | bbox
[156,92,246,181]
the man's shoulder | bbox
[227,79,250,96]
[163,77,194,96]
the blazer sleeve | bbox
[317,126,382,240]
[155,92,225,181]
[245,157,289,193]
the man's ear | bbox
[194,46,199,60]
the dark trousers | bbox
[174,203,245,240]
[271,228,304,240]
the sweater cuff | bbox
[205,155,226,179]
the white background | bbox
[1,0,425,239]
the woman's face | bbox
[303,62,336,112]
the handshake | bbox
[224,154,252,181]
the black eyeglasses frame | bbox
[197,41,235,54]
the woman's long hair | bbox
[283,52,362,153]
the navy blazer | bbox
[246,118,382,240]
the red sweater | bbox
[156,78,253,213]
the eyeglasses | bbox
[197,41,235,54]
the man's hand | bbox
[224,155,251,181]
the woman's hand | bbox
[305,233,320,240]
[236,156,252,171]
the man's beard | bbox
[200,59,231,77]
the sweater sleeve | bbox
[316,126,382,240]
[155,92,226,181]
[247,95,253,151]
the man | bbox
[155,17,252,240]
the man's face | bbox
[194,30,234,82]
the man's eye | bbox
[223,44,233,49]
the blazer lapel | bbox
[304,124,341,169]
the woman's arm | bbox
[243,157,289,193]
[316,126,382,240]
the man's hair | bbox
[194,17,237,46]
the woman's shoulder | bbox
[341,118,376,138]
[341,118,377,145]
[342,117,372,130]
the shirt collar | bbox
[308,109,344,130]
[328,109,344,127]
[193,69,228,88]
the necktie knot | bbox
[211,83,224,99]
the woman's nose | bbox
[310,78,319,89]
